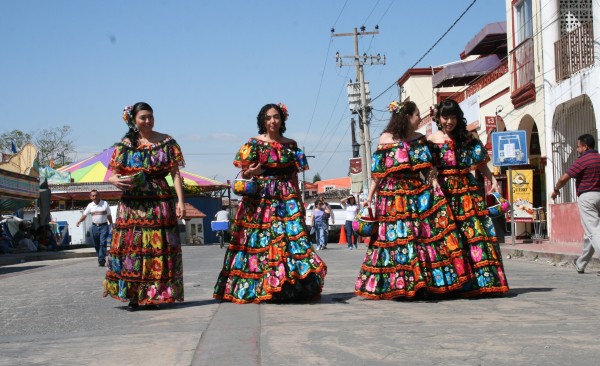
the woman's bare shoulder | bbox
[379,132,395,144]
[427,131,446,143]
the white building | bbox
[540,0,598,242]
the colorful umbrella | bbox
[57,147,227,190]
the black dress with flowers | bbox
[103,136,185,305]
[428,136,509,296]
[213,138,327,304]
[355,137,472,300]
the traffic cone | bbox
[338,225,348,244]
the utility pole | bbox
[301,146,316,204]
[334,26,385,195]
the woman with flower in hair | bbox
[355,100,471,300]
[427,98,509,296]
[214,103,327,303]
[103,102,186,310]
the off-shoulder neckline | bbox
[119,135,174,148]
[376,135,425,149]
[247,138,298,147]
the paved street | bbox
[1,244,599,366]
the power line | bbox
[302,0,351,147]
[362,0,381,25]
[370,0,479,104]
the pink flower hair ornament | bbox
[122,105,134,126]
[278,103,289,120]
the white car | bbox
[305,201,346,240]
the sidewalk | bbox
[1,240,597,272]
[499,237,600,271]
[0,246,97,267]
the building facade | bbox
[540,0,598,242]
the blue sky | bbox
[0,0,506,184]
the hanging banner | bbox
[511,169,534,222]
[349,157,363,194]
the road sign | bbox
[491,130,528,166]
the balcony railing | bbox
[512,37,534,91]
[555,20,594,81]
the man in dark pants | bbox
[551,134,600,273]
[76,190,114,266]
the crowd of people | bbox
[0,220,65,254]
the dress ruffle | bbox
[103,136,185,305]
[355,137,472,300]
[429,136,509,296]
[214,139,326,303]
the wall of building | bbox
[541,0,599,239]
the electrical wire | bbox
[302,0,350,146]
[370,0,480,104]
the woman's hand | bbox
[244,162,264,178]
[431,178,442,194]
[176,201,185,220]
[489,178,500,194]
[108,174,133,190]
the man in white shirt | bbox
[76,190,114,267]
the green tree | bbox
[0,130,33,153]
[313,173,321,182]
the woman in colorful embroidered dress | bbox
[427,98,509,296]
[213,103,327,304]
[103,102,186,310]
[355,101,471,300]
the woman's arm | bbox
[477,163,499,193]
[365,177,381,205]
[171,166,186,220]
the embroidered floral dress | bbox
[429,136,509,296]
[213,139,327,304]
[355,137,472,300]
[103,136,185,305]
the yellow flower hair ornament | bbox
[388,101,404,114]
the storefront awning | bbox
[464,22,507,56]
[432,54,502,88]
[0,168,39,212]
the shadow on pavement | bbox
[504,287,554,297]
[0,265,46,276]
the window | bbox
[514,0,533,44]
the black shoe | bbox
[98,261,106,267]
[127,302,139,311]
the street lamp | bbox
[495,105,503,132]
[352,142,360,158]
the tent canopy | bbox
[57,147,227,192]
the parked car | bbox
[305,201,346,241]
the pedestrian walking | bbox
[312,200,329,250]
[355,101,471,300]
[103,102,186,310]
[427,98,509,296]
[341,195,359,249]
[551,133,600,273]
[76,190,114,266]
[213,103,326,303]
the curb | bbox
[502,247,600,272]
[0,249,96,267]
